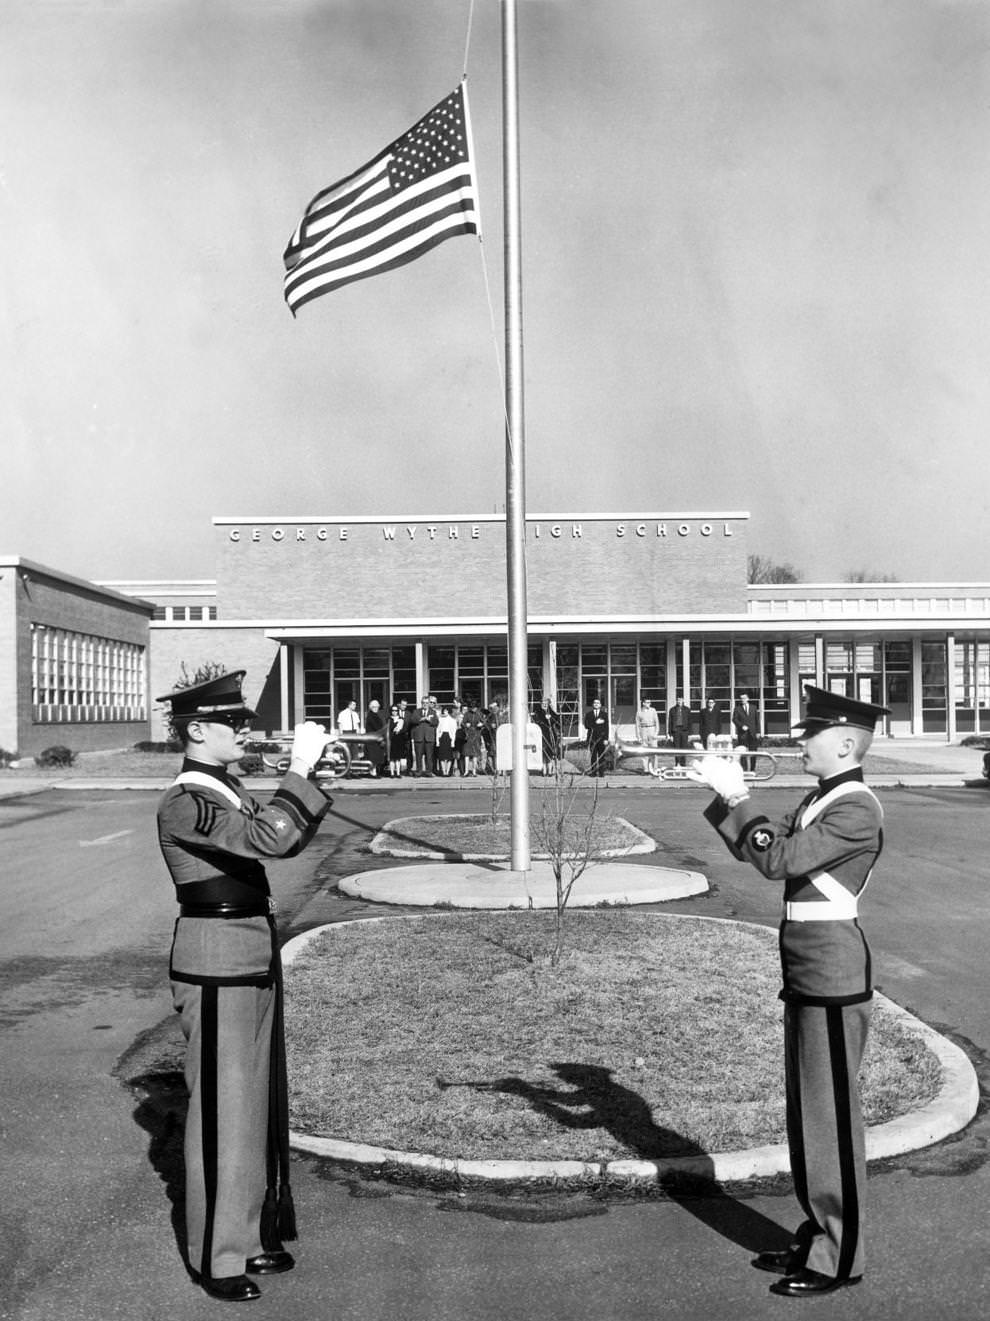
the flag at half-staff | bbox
[283,82,480,315]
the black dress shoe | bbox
[246,1250,295,1275]
[752,1249,804,1276]
[199,1273,261,1302]
[769,1268,862,1297]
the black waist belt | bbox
[179,900,274,919]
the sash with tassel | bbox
[261,934,297,1247]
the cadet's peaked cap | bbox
[792,684,890,734]
[156,670,256,720]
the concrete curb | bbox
[338,859,708,908]
[368,813,657,860]
[281,914,979,1189]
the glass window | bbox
[826,641,853,671]
[332,648,361,677]
[855,642,880,671]
[31,624,146,723]
[362,648,392,674]
[953,640,990,733]
[302,645,421,720]
[884,641,912,670]
[581,644,608,673]
[457,645,485,675]
[921,640,947,733]
[610,644,637,672]
[733,642,761,692]
[429,645,455,670]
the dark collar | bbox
[181,757,237,788]
[818,765,865,793]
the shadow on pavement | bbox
[127,1069,191,1273]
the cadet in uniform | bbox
[688,685,889,1298]
[156,671,331,1302]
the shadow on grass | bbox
[480,1062,791,1254]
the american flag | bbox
[283,83,480,315]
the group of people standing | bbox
[333,692,764,780]
[337,695,514,778]
[332,695,568,778]
[633,694,762,773]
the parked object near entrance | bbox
[258,730,389,779]
[494,721,543,772]
[263,737,352,780]
[613,739,786,782]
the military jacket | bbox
[158,759,330,986]
[704,770,883,1005]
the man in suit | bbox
[667,696,692,766]
[584,698,610,776]
[732,692,760,771]
[410,696,439,775]
[689,685,889,1298]
[699,697,723,748]
[156,671,331,1302]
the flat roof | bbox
[0,556,155,613]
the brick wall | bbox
[214,515,750,620]
[0,571,17,753]
[11,563,152,756]
[148,625,283,740]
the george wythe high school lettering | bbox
[225,521,737,546]
[214,514,750,616]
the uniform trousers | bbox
[412,735,435,773]
[784,998,872,1280]
[172,979,275,1280]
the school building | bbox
[4,513,988,757]
[0,555,152,757]
[100,510,990,746]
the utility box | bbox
[495,722,543,772]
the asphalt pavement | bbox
[3,743,990,1320]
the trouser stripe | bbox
[826,1005,860,1280]
[199,985,220,1279]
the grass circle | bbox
[284,910,942,1164]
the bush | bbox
[0,747,18,768]
[133,740,182,754]
[35,745,76,768]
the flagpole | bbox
[502,0,530,872]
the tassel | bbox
[260,1185,281,1251]
[277,1182,298,1242]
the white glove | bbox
[685,754,747,800]
[289,721,329,772]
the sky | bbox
[2,0,989,586]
